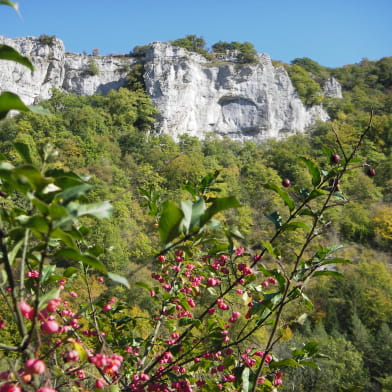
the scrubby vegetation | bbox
[38,34,56,46]
[0,52,391,390]
[1,5,392,389]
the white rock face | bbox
[0,36,135,104]
[144,42,329,141]
[323,76,343,98]
[0,36,336,141]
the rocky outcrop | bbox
[144,42,329,141]
[0,36,339,141]
[0,36,136,104]
[323,76,343,99]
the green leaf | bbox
[299,156,321,187]
[28,105,50,116]
[190,198,206,229]
[0,44,33,71]
[200,196,240,227]
[50,228,76,248]
[261,241,280,258]
[74,201,113,219]
[332,191,347,201]
[56,184,93,204]
[241,367,250,392]
[55,248,107,274]
[7,239,24,266]
[303,342,320,356]
[264,183,295,211]
[180,200,192,233]
[41,264,56,283]
[200,218,221,232]
[30,196,49,215]
[0,1,20,14]
[21,215,50,234]
[0,91,30,119]
[63,267,79,277]
[0,161,14,172]
[299,360,320,370]
[307,188,325,201]
[313,270,344,279]
[135,282,151,290]
[322,146,334,160]
[107,272,130,288]
[159,201,184,244]
[14,165,46,190]
[38,288,61,311]
[14,142,33,164]
[297,208,315,217]
[269,358,300,369]
[301,292,314,310]
[321,257,353,266]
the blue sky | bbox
[2,0,391,68]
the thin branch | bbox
[0,229,27,338]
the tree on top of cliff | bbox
[170,35,214,60]
[212,40,258,64]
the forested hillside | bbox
[1,49,391,391]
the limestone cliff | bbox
[0,36,340,141]
[0,36,135,104]
[144,42,330,141]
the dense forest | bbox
[1,36,392,391]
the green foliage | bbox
[0,40,34,119]
[285,64,324,105]
[171,34,206,52]
[85,57,100,76]
[1,11,392,388]
[0,44,34,72]
[125,63,146,91]
[38,34,57,46]
[171,34,214,60]
[291,57,329,84]
[132,44,150,57]
[212,40,259,64]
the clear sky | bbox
[1,0,391,68]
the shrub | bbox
[38,34,56,46]
[85,57,100,76]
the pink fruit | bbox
[25,359,46,375]
[18,301,34,320]
[41,320,59,334]
[64,350,79,362]
[331,153,341,164]
[367,167,376,177]
[0,383,22,392]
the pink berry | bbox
[331,153,341,164]
[41,320,60,334]
[46,299,61,313]
[25,359,46,375]
[0,383,22,392]
[18,301,35,320]
[64,350,79,362]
